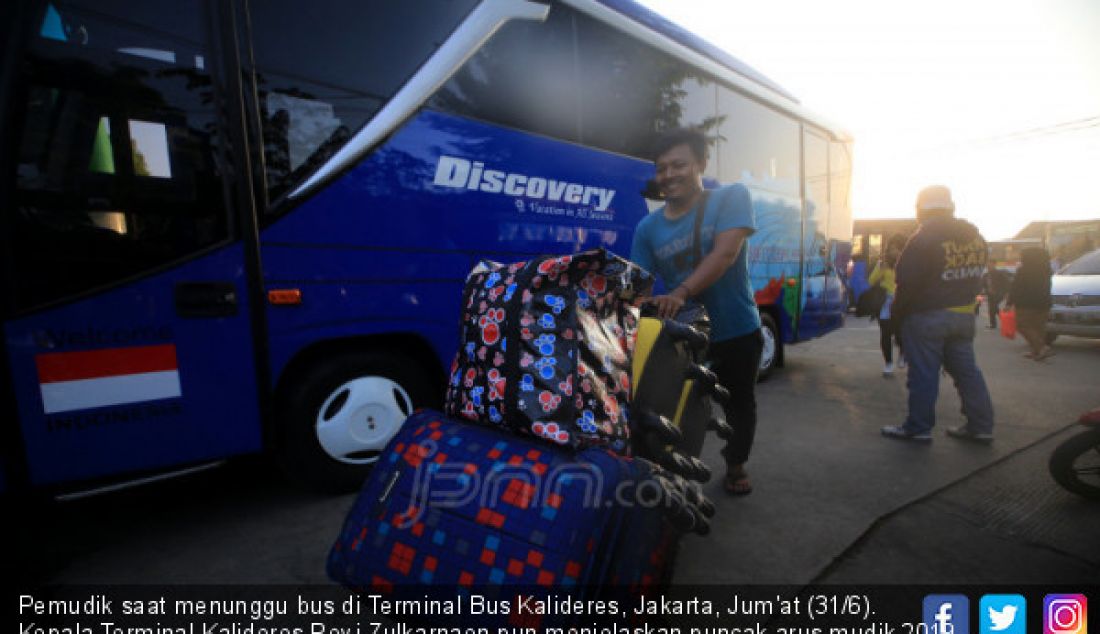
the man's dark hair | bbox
[651,127,709,163]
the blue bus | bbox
[0,0,851,494]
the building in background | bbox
[987,238,1042,271]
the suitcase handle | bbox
[378,471,401,505]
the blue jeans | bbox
[900,310,994,434]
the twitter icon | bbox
[981,595,1026,634]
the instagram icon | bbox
[1045,595,1088,634]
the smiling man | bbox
[630,127,763,496]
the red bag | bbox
[999,308,1017,339]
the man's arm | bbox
[1005,272,1021,307]
[647,227,750,319]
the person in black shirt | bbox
[983,266,1011,329]
[1006,247,1053,360]
[881,185,995,443]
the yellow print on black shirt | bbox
[940,237,987,281]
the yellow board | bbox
[673,380,694,429]
[631,316,663,397]
[630,316,711,457]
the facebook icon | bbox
[924,595,971,634]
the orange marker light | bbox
[268,289,302,305]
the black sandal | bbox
[724,472,753,496]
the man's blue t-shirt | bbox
[630,184,761,343]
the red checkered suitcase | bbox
[327,409,679,590]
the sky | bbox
[637,0,1100,240]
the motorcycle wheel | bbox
[1049,426,1100,500]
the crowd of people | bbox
[633,127,1059,498]
[869,228,1056,367]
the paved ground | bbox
[677,319,1100,585]
[12,319,1100,587]
[818,426,1100,585]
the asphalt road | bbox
[12,318,1100,587]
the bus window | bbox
[575,12,717,163]
[852,234,865,258]
[431,4,721,168]
[715,86,800,196]
[8,0,228,313]
[428,6,581,148]
[868,234,883,262]
[250,0,479,206]
[803,130,830,252]
[829,140,853,241]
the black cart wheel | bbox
[1049,427,1100,500]
[280,352,435,492]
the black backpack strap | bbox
[691,190,711,269]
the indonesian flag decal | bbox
[35,344,182,414]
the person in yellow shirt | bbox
[869,236,907,376]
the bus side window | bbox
[574,12,717,162]
[428,7,582,148]
[715,86,800,197]
[8,0,228,313]
[429,5,719,165]
[829,141,853,242]
[248,0,479,209]
[802,130,831,262]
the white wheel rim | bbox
[760,324,777,372]
[315,376,413,465]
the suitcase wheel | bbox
[709,415,735,441]
[663,320,710,352]
[634,408,684,444]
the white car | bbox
[1048,248,1100,341]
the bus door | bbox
[0,0,264,488]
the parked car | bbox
[1048,248,1100,342]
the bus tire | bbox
[757,312,780,382]
[280,351,434,492]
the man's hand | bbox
[645,287,690,319]
[641,227,749,320]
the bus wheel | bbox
[281,352,433,492]
[757,313,780,382]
